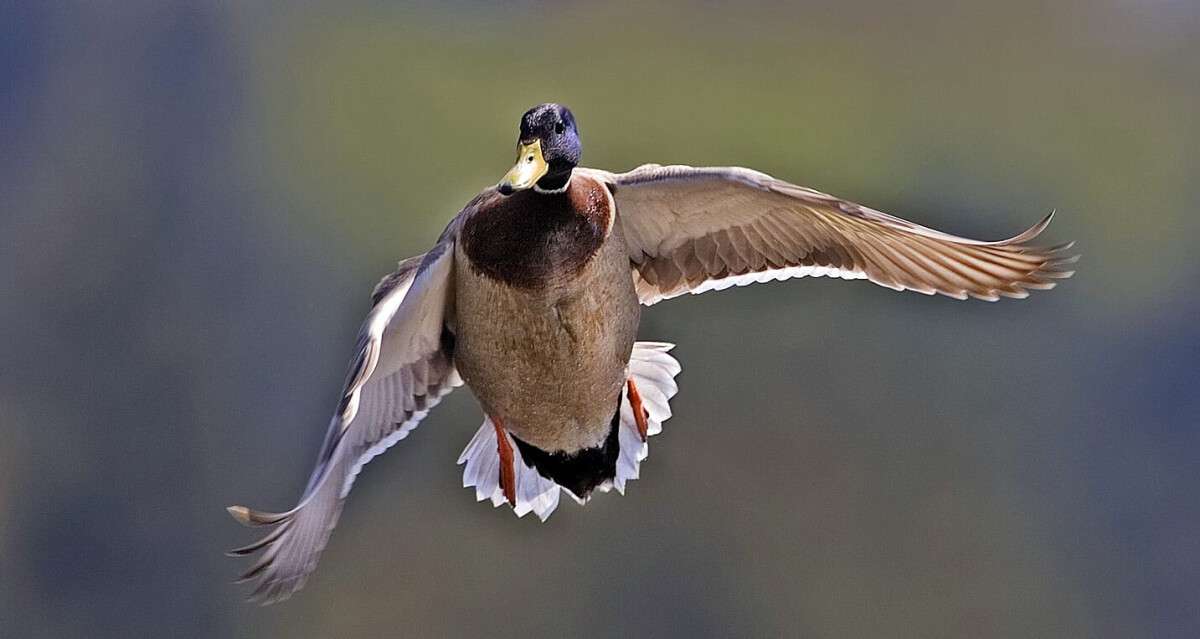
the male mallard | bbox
[228,103,1077,603]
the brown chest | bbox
[460,176,613,289]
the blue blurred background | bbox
[2,2,1198,637]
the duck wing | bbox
[578,165,1077,305]
[226,224,462,604]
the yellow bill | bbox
[498,139,548,193]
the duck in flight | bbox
[228,103,1077,603]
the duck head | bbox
[498,103,580,195]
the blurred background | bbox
[2,1,1198,637]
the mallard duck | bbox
[228,103,1077,603]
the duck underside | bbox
[511,405,622,500]
[457,342,682,520]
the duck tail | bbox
[456,341,681,519]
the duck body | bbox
[454,172,640,454]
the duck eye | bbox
[554,122,565,134]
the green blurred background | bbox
[2,1,1198,637]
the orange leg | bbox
[493,416,517,506]
[626,378,650,442]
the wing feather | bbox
[579,165,1077,305]
[227,228,463,605]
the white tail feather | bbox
[613,342,679,493]
[458,416,560,520]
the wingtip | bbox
[1000,210,1057,245]
[226,524,288,558]
[248,575,305,606]
[227,505,252,526]
[226,504,293,527]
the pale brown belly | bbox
[453,237,640,453]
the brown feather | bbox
[577,165,1078,304]
[460,179,611,289]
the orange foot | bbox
[493,416,517,506]
[626,378,650,442]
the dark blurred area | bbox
[2,1,1198,637]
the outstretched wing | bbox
[227,233,461,604]
[578,165,1077,305]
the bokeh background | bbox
[2,1,1198,637]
